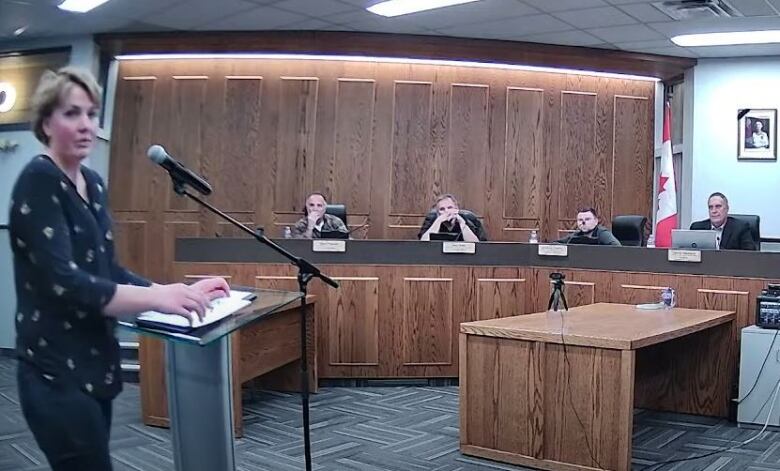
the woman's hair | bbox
[31,66,102,145]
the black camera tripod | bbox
[548,272,568,312]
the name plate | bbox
[442,242,476,254]
[538,244,568,257]
[667,249,701,263]
[312,240,346,253]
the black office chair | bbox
[611,215,648,247]
[730,214,760,246]
[325,204,347,227]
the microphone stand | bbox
[172,181,336,471]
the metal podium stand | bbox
[120,288,303,471]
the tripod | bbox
[548,276,568,313]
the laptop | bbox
[430,232,461,241]
[671,229,718,250]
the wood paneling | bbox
[558,91,597,235]
[612,96,652,219]
[110,59,655,280]
[327,277,379,366]
[330,79,375,216]
[403,277,453,366]
[476,278,526,321]
[503,87,544,239]
[274,77,319,214]
[390,81,434,215]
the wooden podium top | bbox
[460,303,735,350]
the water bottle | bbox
[661,287,675,309]
[283,226,292,239]
[529,230,539,244]
[647,234,655,248]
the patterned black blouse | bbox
[9,155,150,400]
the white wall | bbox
[0,36,113,348]
[691,57,780,238]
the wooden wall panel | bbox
[403,277,453,366]
[274,78,319,214]
[167,76,208,212]
[448,84,490,216]
[476,278,526,321]
[612,96,652,219]
[558,92,597,236]
[113,221,148,276]
[328,277,380,366]
[330,79,375,217]
[110,59,656,281]
[217,77,263,213]
[503,87,544,240]
[109,77,157,212]
[390,81,434,215]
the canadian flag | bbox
[655,102,677,247]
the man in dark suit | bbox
[690,192,757,250]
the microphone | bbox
[147,145,212,196]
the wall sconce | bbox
[0,82,17,113]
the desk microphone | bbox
[147,145,212,196]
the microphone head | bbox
[147,145,167,164]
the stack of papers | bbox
[136,290,255,329]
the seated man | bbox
[418,194,487,242]
[557,207,621,246]
[690,192,756,250]
[290,192,349,239]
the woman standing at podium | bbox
[8,67,229,471]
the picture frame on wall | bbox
[738,108,777,161]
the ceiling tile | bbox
[613,38,676,49]
[603,0,660,4]
[196,6,309,30]
[728,0,779,16]
[90,0,188,20]
[617,3,673,22]
[141,0,260,29]
[631,45,698,57]
[588,23,665,43]
[768,0,780,13]
[520,29,606,46]
[436,13,573,38]
[553,6,638,29]
[694,42,780,57]
[521,0,608,13]
[274,0,355,17]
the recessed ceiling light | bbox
[367,0,480,18]
[672,30,780,47]
[13,26,27,36]
[58,0,111,13]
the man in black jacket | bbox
[690,192,757,250]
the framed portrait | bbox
[738,108,777,161]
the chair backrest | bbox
[611,215,647,247]
[730,214,760,244]
[325,204,347,226]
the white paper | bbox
[312,240,347,252]
[136,289,254,329]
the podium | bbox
[120,288,303,471]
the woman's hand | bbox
[190,277,230,301]
[148,283,211,322]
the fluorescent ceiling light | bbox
[115,53,660,81]
[58,0,111,13]
[672,30,780,47]
[367,0,480,17]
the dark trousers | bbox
[17,361,113,471]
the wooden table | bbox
[459,303,735,471]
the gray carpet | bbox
[1,357,779,471]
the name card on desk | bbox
[668,249,701,263]
[443,242,476,254]
[538,244,568,257]
[312,240,346,253]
